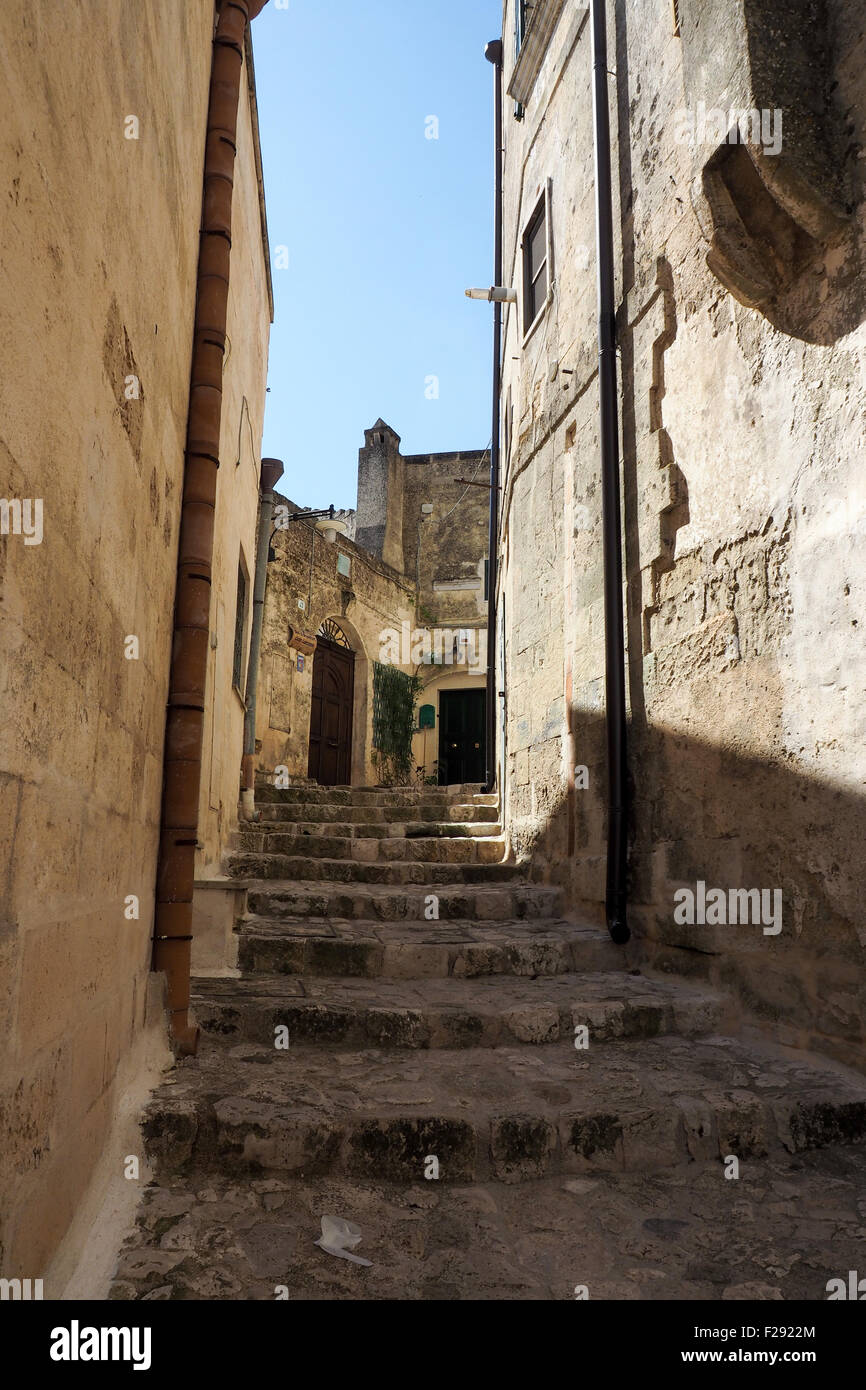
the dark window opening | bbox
[523,194,548,330]
[513,0,530,118]
[516,0,528,53]
[232,562,247,692]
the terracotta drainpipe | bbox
[152,0,269,1055]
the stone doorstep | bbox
[244,882,563,922]
[141,1034,866,1184]
[226,854,519,885]
[189,970,726,1048]
[236,918,625,979]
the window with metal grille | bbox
[523,192,549,330]
[232,562,247,692]
[317,617,351,648]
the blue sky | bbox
[251,0,500,510]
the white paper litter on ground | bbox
[314,1214,373,1266]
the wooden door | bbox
[308,637,355,785]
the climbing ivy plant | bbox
[371,662,424,786]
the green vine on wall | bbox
[371,662,424,786]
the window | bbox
[515,0,528,54]
[522,190,550,332]
[232,561,248,693]
[509,0,567,112]
[513,0,529,117]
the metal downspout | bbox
[590,0,630,944]
[483,37,503,795]
[241,456,284,818]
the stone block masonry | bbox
[495,0,866,1067]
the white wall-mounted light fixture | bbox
[316,515,349,546]
[465,286,517,303]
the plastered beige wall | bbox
[412,669,488,783]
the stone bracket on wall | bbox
[680,0,851,319]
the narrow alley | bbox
[2,0,866,1352]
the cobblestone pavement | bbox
[111,1147,866,1301]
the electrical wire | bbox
[431,438,493,526]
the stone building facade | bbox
[495,0,866,1067]
[0,0,271,1287]
[254,420,490,792]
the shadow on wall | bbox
[511,707,866,1074]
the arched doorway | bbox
[307,619,355,785]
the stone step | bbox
[109,1146,866,1301]
[403,822,502,838]
[142,1033,866,1183]
[447,804,499,820]
[237,919,627,979]
[254,803,501,825]
[237,820,503,841]
[254,785,490,807]
[230,832,507,865]
[245,882,563,923]
[228,854,519,885]
[191,971,726,1049]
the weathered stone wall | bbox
[401,448,490,623]
[0,1,269,1281]
[261,427,491,788]
[256,495,417,786]
[401,447,490,781]
[498,0,866,1067]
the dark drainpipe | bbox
[241,456,284,819]
[483,37,503,795]
[152,0,269,1055]
[590,0,630,944]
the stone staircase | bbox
[110,784,866,1300]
